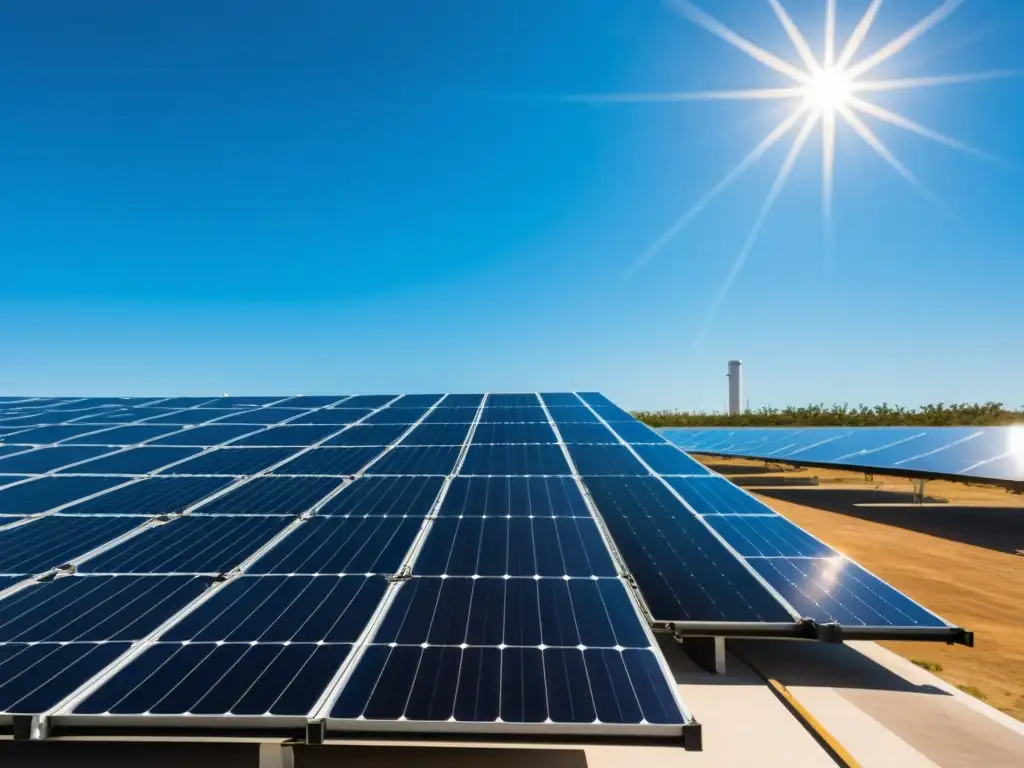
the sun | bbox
[564,0,1015,348]
[805,67,852,114]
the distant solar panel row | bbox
[664,426,1024,484]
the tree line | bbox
[633,402,1024,428]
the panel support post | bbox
[258,743,294,768]
[679,636,726,674]
[912,478,926,504]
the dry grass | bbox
[698,456,1024,722]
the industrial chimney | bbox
[727,360,743,415]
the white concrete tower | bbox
[727,360,743,415]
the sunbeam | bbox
[835,0,885,71]
[692,111,820,351]
[630,107,808,275]
[668,0,810,83]
[837,104,956,220]
[848,95,1000,164]
[853,69,1021,93]
[556,0,1015,346]
[563,87,804,103]
[847,0,964,79]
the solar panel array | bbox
[664,426,1024,485]
[0,394,697,743]
[0,393,970,743]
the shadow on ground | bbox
[752,486,1024,555]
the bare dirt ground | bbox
[693,454,1024,722]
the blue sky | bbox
[2,0,1022,410]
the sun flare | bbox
[565,0,1016,348]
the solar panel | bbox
[0,476,128,515]
[3,424,116,444]
[2,391,971,745]
[665,426,1024,484]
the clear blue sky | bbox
[2,0,1022,411]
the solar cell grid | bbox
[79,516,291,574]
[62,424,184,445]
[334,395,396,409]
[3,424,115,444]
[162,447,299,476]
[412,516,615,577]
[438,476,591,518]
[192,476,342,516]
[546,406,602,425]
[666,476,774,516]
[144,409,238,425]
[318,476,444,517]
[0,575,210,642]
[231,424,343,446]
[210,408,304,425]
[486,394,540,407]
[434,394,483,408]
[247,516,422,574]
[323,423,409,447]
[566,444,648,476]
[278,395,349,408]
[147,424,262,446]
[59,446,202,475]
[290,408,373,425]
[0,476,128,515]
[479,405,546,423]
[470,421,557,444]
[153,398,218,409]
[393,394,444,407]
[376,576,648,648]
[0,642,132,715]
[362,406,431,425]
[631,444,710,476]
[556,422,620,444]
[540,393,582,407]
[271,447,383,476]
[60,477,233,516]
[0,445,117,474]
[162,575,388,643]
[607,419,668,444]
[459,443,570,476]
[400,421,471,446]
[422,407,478,424]
[0,516,146,575]
[367,445,461,475]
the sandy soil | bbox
[694,455,1024,721]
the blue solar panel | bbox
[666,476,774,516]
[61,477,233,516]
[231,424,344,446]
[362,406,431,425]
[145,409,237,425]
[471,421,558,443]
[479,405,546,423]
[79,516,291,574]
[162,447,299,476]
[0,446,116,474]
[0,642,131,714]
[439,476,591,517]
[290,408,373,425]
[393,394,445,407]
[208,408,301,425]
[422,407,478,423]
[59,446,202,475]
[557,422,620,444]
[582,476,795,624]
[631,444,710,475]
[368,445,461,475]
[336,395,396,408]
[270,447,383,476]
[412,517,615,577]
[400,422,471,446]
[540,393,582,407]
[436,394,483,408]
[751,557,950,630]
[192,476,342,516]
[0,575,209,641]
[323,424,409,446]
[162,575,387,643]
[459,444,570,475]
[0,476,128,515]
[318,476,443,517]
[487,394,540,407]
[608,419,669,444]
[0,516,146,575]
[665,426,1024,484]
[3,424,116,444]
[247,517,421,574]
[704,515,835,558]
[74,642,353,716]
[146,424,261,446]
[566,443,648,475]
[279,396,349,408]
[63,425,184,445]
[377,577,648,647]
